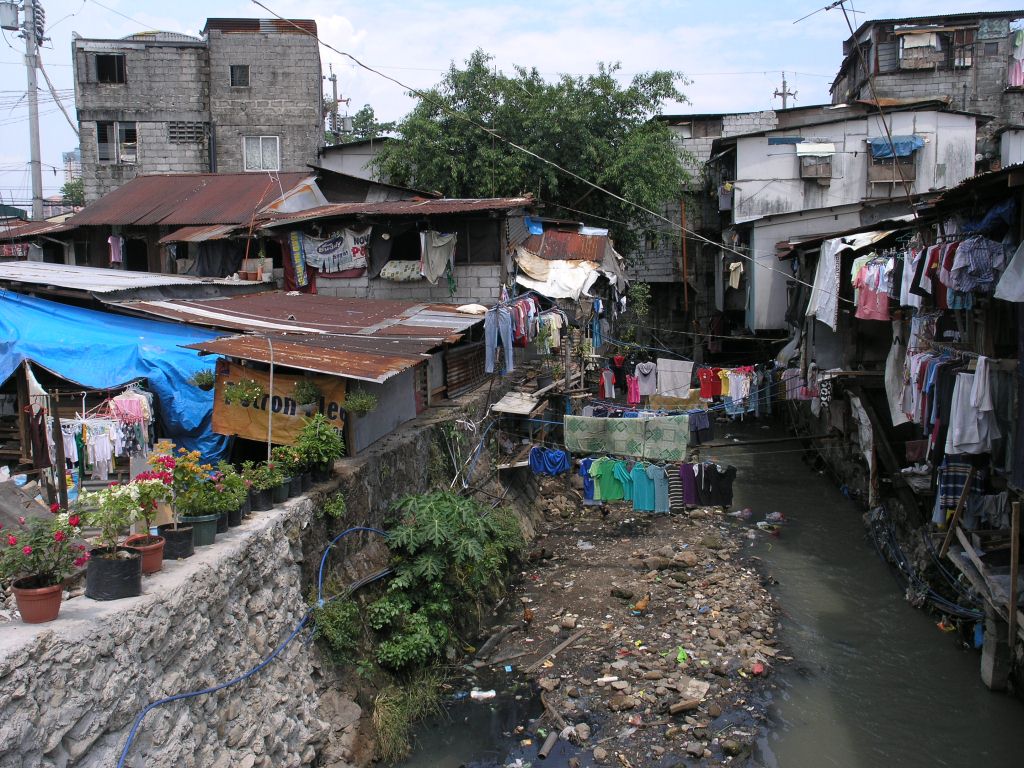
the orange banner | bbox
[211,361,347,445]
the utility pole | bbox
[328,64,339,139]
[22,0,44,220]
[773,71,797,110]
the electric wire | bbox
[249,0,855,308]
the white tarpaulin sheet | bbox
[796,142,835,157]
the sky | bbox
[0,0,1008,206]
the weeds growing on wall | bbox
[312,490,523,761]
[372,672,444,764]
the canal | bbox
[402,425,1022,767]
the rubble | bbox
[462,474,781,767]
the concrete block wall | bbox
[319,264,503,305]
[207,31,322,173]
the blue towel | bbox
[529,447,571,476]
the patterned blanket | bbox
[564,414,690,461]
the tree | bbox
[375,50,689,255]
[59,178,84,206]
[325,104,396,146]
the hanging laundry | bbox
[420,231,458,284]
[631,462,656,512]
[646,464,670,514]
[635,361,657,396]
[656,359,693,397]
[528,446,571,476]
[625,375,641,406]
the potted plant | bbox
[263,461,288,504]
[271,445,304,497]
[175,481,220,547]
[293,380,321,415]
[82,484,143,601]
[343,388,378,417]
[224,378,264,407]
[124,470,172,574]
[216,463,247,527]
[296,413,346,481]
[189,369,215,392]
[149,442,211,559]
[242,460,277,511]
[0,513,87,623]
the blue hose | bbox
[116,526,390,767]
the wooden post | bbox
[680,200,689,313]
[49,391,68,511]
[1010,502,1020,647]
[16,361,31,463]
[940,468,976,559]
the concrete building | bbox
[72,19,322,202]
[830,10,1024,166]
[61,148,81,182]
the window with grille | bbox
[242,136,280,171]
[97,121,137,164]
[168,122,207,144]
[230,65,250,87]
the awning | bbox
[796,142,836,157]
[868,135,925,159]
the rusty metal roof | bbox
[524,230,607,261]
[69,173,312,227]
[183,333,432,383]
[115,292,483,341]
[260,196,533,228]
[202,19,318,35]
[0,219,76,240]
[159,224,241,243]
[0,261,259,294]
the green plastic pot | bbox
[181,513,219,546]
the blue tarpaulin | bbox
[868,135,925,159]
[0,291,228,460]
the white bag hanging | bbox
[994,240,1024,302]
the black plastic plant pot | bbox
[181,513,219,546]
[240,493,252,518]
[301,473,313,492]
[228,504,244,527]
[85,547,142,601]
[272,482,289,504]
[288,475,302,498]
[312,465,331,483]
[159,524,195,559]
[216,511,229,534]
[252,488,273,511]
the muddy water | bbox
[713,427,1022,768]
[402,425,1022,767]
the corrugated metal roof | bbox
[261,196,533,228]
[0,262,255,293]
[524,230,607,262]
[0,219,76,240]
[202,18,318,35]
[69,173,311,227]
[183,333,433,383]
[116,292,483,341]
[159,224,241,243]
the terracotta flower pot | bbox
[12,578,63,624]
[124,534,165,575]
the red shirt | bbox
[698,367,722,398]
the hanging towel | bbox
[656,359,693,397]
[420,231,457,284]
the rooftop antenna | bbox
[774,72,798,109]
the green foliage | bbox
[189,369,215,391]
[292,379,321,406]
[241,460,282,492]
[270,445,303,476]
[361,491,523,672]
[375,50,689,255]
[326,104,396,146]
[344,388,378,416]
[295,413,346,469]
[318,492,347,520]
[312,597,361,660]
[224,378,264,405]
[628,281,652,318]
[60,177,84,206]
[371,672,444,763]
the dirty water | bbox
[402,423,1021,767]
[714,424,1022,768]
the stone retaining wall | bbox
[0,379,534,768]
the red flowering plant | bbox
[132,469,173,533]
[0,513,86,589]
[148,441,212,527]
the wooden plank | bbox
[940,468,975,558]
[1010,502,1020,647]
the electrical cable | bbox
[249,0,855,308]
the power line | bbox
[251,0,854,307]
[85,0,150,30]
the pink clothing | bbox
[626,374,641,406]
[853,263,890,321]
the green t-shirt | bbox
[613,460,634,501]
[591,457,624,501]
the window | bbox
[95,54,126,84]
[96,121,137,164]
[168,121,208,144]
[243,136,279,171]
[230,64,250,87]
[985,41,1000,56]
[800,155,832,182]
